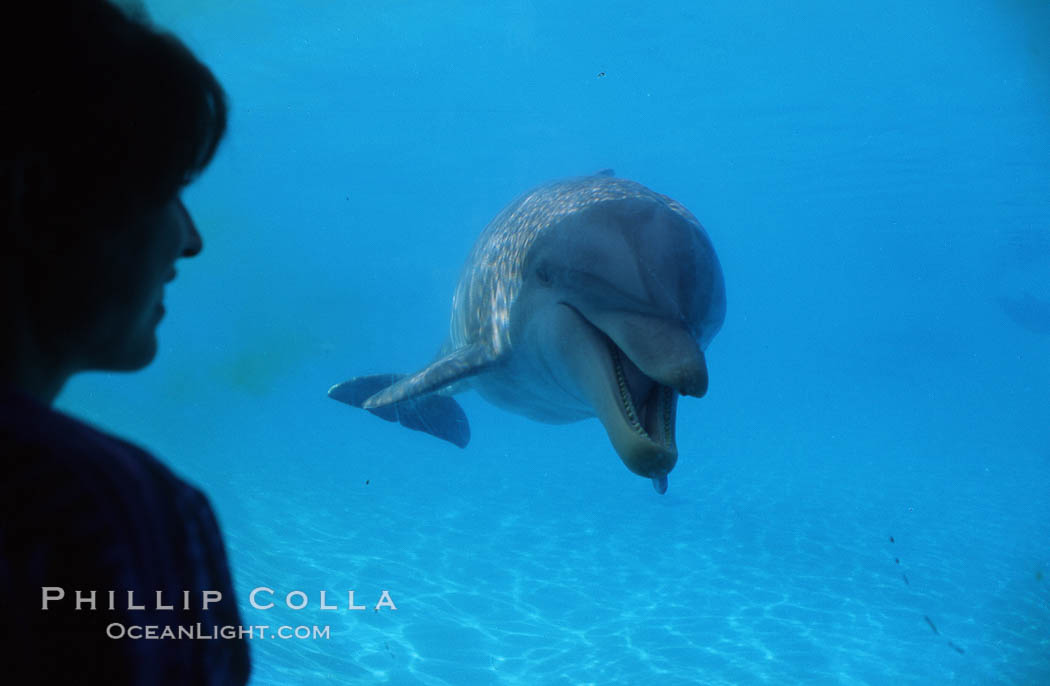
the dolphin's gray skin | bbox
[329,172,726,493]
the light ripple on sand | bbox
[217,442,1049,686]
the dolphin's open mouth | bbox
[605,338,679,493]
[609,342,677,451]
[549,303,705,494]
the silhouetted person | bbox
[1,2,250,683]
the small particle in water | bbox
[948,641,965,654]
[889,536,895,543]
[895,558,900,564]
[924,615,939,635]
[1037,569,1043,582]
[902,573,910,585]
[366,479,370,485]
[597,71,606,77]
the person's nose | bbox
[177,198,203,257]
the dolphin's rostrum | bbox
[329,172,726,493]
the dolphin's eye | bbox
[535,265,553,286]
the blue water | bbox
[64,1,1049,683]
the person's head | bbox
[1,1,227,398]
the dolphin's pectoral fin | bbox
[394,393,470,448]
[327,374,471,448]
[360,343,497,409]
[328,373,403,420]
[326,344,495,449]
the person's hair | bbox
[2,0,228,235]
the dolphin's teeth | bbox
[662,385,674,446]
[609,341,678,449]
[610,344,646,435]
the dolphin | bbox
[328,172,726,493]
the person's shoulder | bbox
[0,390,224,594]
[0,393,248,685]
[0,390,193,535]
[3,390,167,479]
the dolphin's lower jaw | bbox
[550,304,699,493]
[608,343,679,488]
